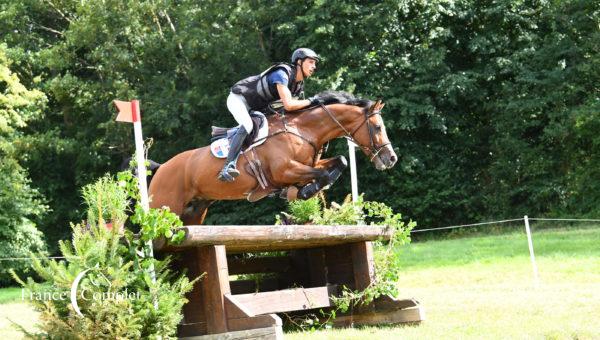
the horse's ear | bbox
[373,100,385,112]
[370,100,381,113]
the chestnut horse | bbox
[148,91,397,225]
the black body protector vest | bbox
[231,63,304,113]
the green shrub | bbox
[287,196,322,224]
[81,174,129,229]
[13,173,195,338]
[0,160,47,287]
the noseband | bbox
[319,104,391,162]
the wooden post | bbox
[198,245,231,334]
[181,249,206,325]
[351,241,375,290]
[307,248,328,287]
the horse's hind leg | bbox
[181,199,215,225]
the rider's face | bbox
[301,58,317,78]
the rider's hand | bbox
[308,96,321,106]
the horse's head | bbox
[350,100,397,170]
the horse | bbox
[148,91,398,225]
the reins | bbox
[250,101,388,166]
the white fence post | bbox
[348,139,358,203]
[524,215,540,287]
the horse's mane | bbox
[313,91,372,108]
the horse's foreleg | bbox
[272,160,328,184]
[315,156,348,189]
[296,156,348,199]
[270,160,325,199]
[272,158,347,200]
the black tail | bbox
[119,157,162,188]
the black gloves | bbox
[308,96,321,106]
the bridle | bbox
[259,101,391,166]
[319,103,391,162]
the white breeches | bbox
[226,92,253,133]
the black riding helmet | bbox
[291,48,320,65]
[292,48,319,79]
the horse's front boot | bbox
[218,128,248,182]
[296,173,327,199]
[297,182,321,200]
[327,156,348,185]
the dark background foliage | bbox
[1,0,598,256]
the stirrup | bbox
[227,166,240,178]
[217,162,239,182]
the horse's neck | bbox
[280,104,361,147]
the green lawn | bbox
[3,226,600,339]
[287,226,600,339]
[0,287,37,339]
[0,287,22,304]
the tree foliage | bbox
[0,0,598,253]
[0,43,47,285]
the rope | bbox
[411,218,525,233]
[0,256,69,262]
[411,216,600,233]
[527,218,600,222]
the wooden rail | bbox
[154,224,393,252]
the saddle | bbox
[209,111,269,158]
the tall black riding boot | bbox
[218,128,248,182]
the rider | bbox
[218,48,320,182]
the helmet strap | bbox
[299,59,308,79]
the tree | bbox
[0,44,47,285]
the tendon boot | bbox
[298,157,348,199]
[297,182,321,200]
[326,156,348,186]
[297,175,329,199]
[218,127,248,182]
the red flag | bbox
[114,100,140,123]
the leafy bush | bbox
[13,173,195,338]
[286,196,322,224]
[81,174,129,229]
[0,163,47,285]
[0,215,46,287]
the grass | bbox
[2,225,600,339]
[0,287,22,304]
[0,288,38,339]
[287,225,600,339]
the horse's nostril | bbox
[390,155,397,163]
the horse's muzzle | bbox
[374,145,398,170]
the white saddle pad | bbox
[210,112,269,158]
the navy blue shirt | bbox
[266,69,289,88]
